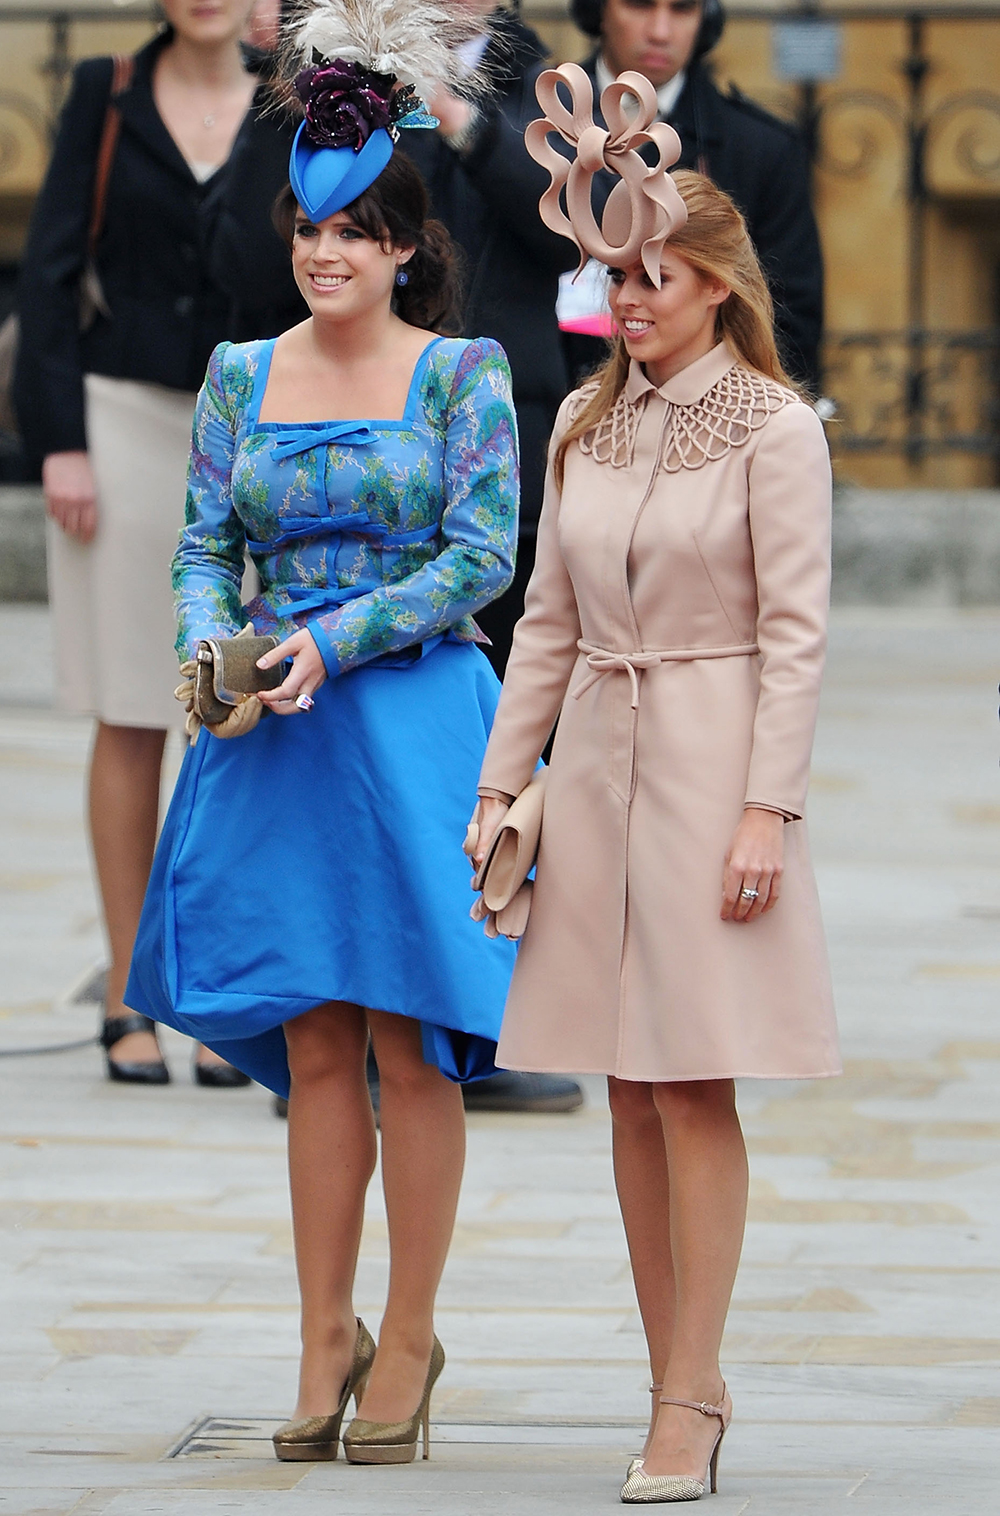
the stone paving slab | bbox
[1,606,1000,1514]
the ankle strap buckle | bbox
[658,1394,727,1420]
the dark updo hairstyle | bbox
[273,150,463,336]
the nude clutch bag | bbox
[467,768,548,940]
[194,634,282,726]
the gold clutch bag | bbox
[467,768,548,940]
[194,634,282,725]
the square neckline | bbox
[248,335,447,435]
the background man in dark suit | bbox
[399,5,586,1115]
[401,3,577,677]
[568,0,824,393]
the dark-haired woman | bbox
[126,143,519,1462]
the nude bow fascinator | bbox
[525,62,688,287]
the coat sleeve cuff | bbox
[744,794,802,822]
[307,619,342,678]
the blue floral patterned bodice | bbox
[172,334,518,676]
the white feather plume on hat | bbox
[286,0,488,98]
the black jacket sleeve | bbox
[13,58,115,462]
[742,126,823,395]
[457,66,578,278]
[208,90,307,338]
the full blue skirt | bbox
[126,641,515,1096]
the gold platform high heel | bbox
[342,1336,445,1464]
[620,1387,731,1503]
[272,1318,376,1462]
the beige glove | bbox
[204,694,264,741]
[469,881,533,941]
[173,624,265,743]
[174,658,201,743]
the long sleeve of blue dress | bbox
[172,335,519,673]
[171,345,250,658]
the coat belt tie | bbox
[574,640,760,709]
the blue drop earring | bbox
[395,269,409,286]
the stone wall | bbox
[0,485,45,601]
[832,490,1000,606]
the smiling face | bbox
[600,0,703,90]
[160,0,255,47]
[291,208,414,326]
[607,245,729,387]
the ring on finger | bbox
[295,693,314,712]
[740,886,760,901]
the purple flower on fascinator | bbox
[294,59,395,152]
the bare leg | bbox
[608,1076,675,1451]
[642,1079,747,1479]
[90,721,166,1063]
[357,1010,465,1422]
[284,1002,376,1417]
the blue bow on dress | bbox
[268,420,377,460]
[245,509,439,557]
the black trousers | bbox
[476,531,537,680]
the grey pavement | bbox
[1,603,1000,1514]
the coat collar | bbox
[580,52,724,151]
[116,29,266,188]
[670,64,725,150]
[483,10,548,88]
[625,342,737,406]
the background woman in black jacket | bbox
[398,2,586,1117]
[14,0,302,1085]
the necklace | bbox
[203,113,216,129]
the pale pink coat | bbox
[478,343,840,1081]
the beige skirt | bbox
[47,374,195,730]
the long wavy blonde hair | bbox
[554,171,800,487]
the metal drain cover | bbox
[170,1418,283,1459]
[169,1417,643,1458]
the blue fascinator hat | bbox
[290,58,438,223]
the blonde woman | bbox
[472,66,839,1504]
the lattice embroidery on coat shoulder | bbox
[661,368,798,473]
[564,380,601,426]
[576,367,798,471]
[578,389,646,469]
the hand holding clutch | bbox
[174,624,281,742]
[465,769,548,940]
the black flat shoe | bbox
[100,1013,170,1085]
[462,1071,584,1113]
[193,1055,252,1088]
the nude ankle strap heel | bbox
[620,1385,731,1503]
[626,1383,663,1480]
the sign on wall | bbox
[773,19,843,83]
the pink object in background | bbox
[559,313,617,337]
[556,262,616,338]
